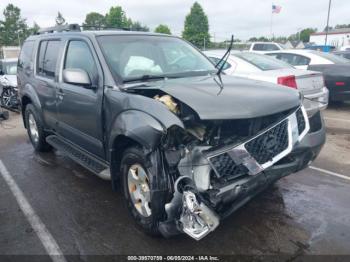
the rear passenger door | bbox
[35,39,62,128]
[56,38,105,158]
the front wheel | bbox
[120,147,166,236]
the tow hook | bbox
[180,191,219,240]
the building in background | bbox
[310,28,350,49]
[0,46,20,59]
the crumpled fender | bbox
[108,110,166,151]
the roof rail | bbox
[81,25,130,31]
[37,24,81,34]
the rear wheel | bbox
[24,104,52,152]
[120,147,166,236]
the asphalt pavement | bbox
[0,103,349,260]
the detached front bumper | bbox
[303,87,329,116]
[159,109,326,240]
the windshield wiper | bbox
[216,35,234,76]
[123,74,168,83]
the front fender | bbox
[108,110,167,153]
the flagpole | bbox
[270,3,274,40]
[270,9,273,40]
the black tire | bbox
[24,104,52,152]
[120,146,166,236]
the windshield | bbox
[2,61,17,75]
[311,51,350,64]
[97,35,216,82]
[235,52,292,71]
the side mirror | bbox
[63,68,92,87]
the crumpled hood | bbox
[0,75,17,87]
[145,75,301,120]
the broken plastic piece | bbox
[180,191,219,240]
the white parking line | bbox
[0,160,66,262]
[310,166,350,181]
[324,117,350,123]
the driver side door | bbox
[56,38,105,158]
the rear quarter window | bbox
[18,41,34,69]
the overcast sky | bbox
[0,0,349,41]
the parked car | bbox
[265,50,350,102]
[248,42,285,53]
[339,45,350,51]
[18,24,325,241]
[0,58,19,109]
[333,50,350,60]
[204,50,328,116]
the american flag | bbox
[272,4,282,13]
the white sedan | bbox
[204,50,329,116]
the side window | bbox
[294,55,311,66]
[18,41,34,69]
[209,57,232,70]
[37,40,60,78]
[265,44,279,51]
[64,41,98,83]
[252,44,264,51]
[266,53,279,59]
[278,53,310,66]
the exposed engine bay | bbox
[123,89,313,240]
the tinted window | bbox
[2,61,17,75]
[252,44,265,51]
[18,41,34,69]
[234,52,291,71]
[209,57,231,70]
[252,44,279,51]
[312,51,350,64]
[276,53,311,66]
[64,41,97,83]
[37,40,60,78]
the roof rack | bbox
[81,25,130,31]
[37,24,81,34]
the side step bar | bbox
[46,135,111,180]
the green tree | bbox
[55,12,66,26]
[334,24,350,29]
[83,12,105,30]
[155,24,171,34]
[105,6,128,28]
[130,21,149,32]
[0,4,28,46]
[299,28,317,42]
[28,22,40,35]
[182,2,210,49]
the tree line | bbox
[0,2,348,48]
[0,2,209,49]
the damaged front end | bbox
[149,93,315,240]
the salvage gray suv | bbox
[17,24,326,240]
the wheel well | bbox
[111,135,142,179]
[21,96,32,128]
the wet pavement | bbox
[0,103,350,258]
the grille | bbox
[296,108,306,135]
[245,120,289,165]
[210,152,248,180]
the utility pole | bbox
[325,0,332,45]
